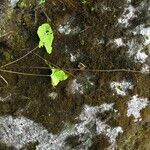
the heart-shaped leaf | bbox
[37,23,54,54]
[50,68,68,87]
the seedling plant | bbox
[37,23,68,87]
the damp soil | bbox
[0,0,150,149]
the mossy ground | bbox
[0,0,149,149]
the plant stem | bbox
[0,74,8,86]
[18,66,146,74]
[0,69,49,77]
[42,10,51,22]
[33,53,75,77]
[1,46,38,68]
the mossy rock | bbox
[117,123,150,150]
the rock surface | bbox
[0,0,149,149]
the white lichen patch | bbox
[125,21,150,73]
[127,0,131,4]
[134,50,148,63]
[105,127,123,144]
[126,37,149,65]
[70,53,76,62]
[127,95,149,122]
[110,80,133,96]
[9,0,19,8]
[0,103,123,150]
[70,79,84,95]
[118,5,136,27]
[0,115,54,150]
[114,38,125,47]
[126,19,150,63]
[100,4,112,13]
[70,53,79,62]
[58,23,81,35]
[141,64,150,74]
[75,103,123,149]
[127,39,143,57]
[58,23,71,35]
[132,25,150,45]
[69,76,95,95]
[48,92,58,100]
[126,25,150,72]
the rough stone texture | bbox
[0,0,149,149]
[0,104,122,150]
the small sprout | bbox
[18,0,27,8]
[50,68,68,87]
[37,23,69,87]
[37,23,54,54]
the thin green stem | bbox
[18,66,146,74]
[0,69,49,77]
[1,46,38,68]
[33,53,75,77]
[42,10,51,22]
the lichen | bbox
[127,95,149,122]
[118,5,136,27]
[110,80,133,96]
[0,103,123,150]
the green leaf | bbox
[50,68,68,87]
[37,23,54,54]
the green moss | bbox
[18,0,27,8]
[117,124,150,150]
[0,4,13,36]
